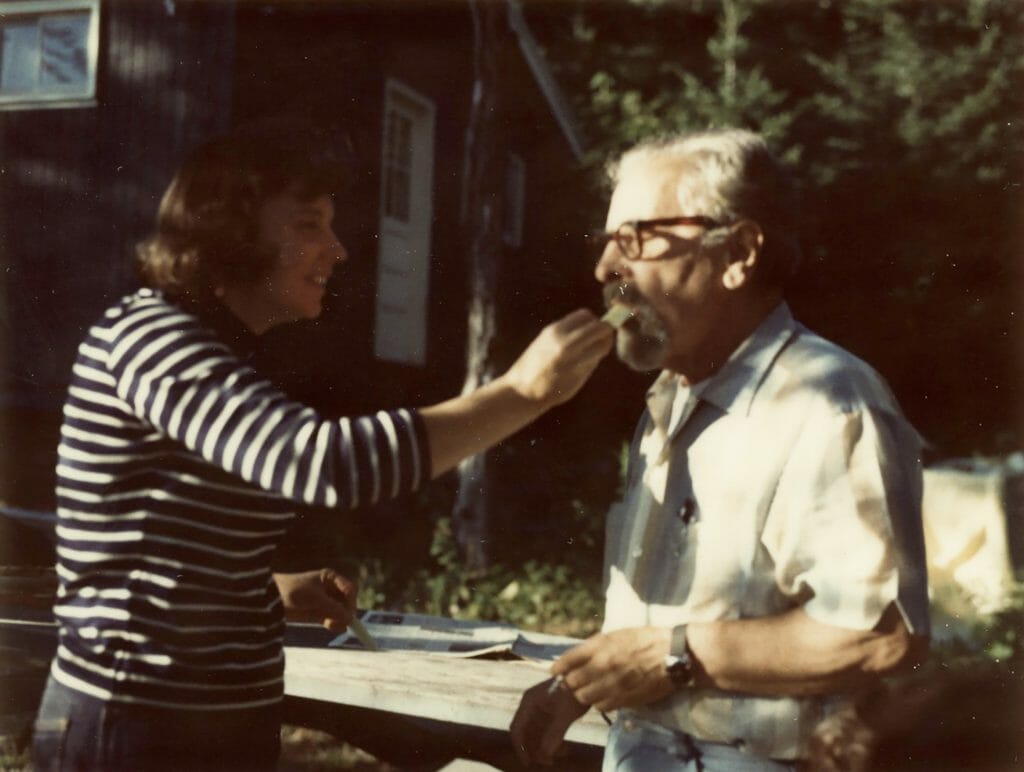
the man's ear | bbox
[722,220,764,291]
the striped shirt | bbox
[52,288,430,710]
[604,303,929,760]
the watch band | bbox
[665,624,697,690]
[670,623,690,658]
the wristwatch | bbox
[664,624,698,690]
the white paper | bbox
[329,611,580,661]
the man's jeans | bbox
[603,715,797,772]
[32,676,281,771]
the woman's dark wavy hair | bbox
[136,120,349,303]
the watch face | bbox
[665,653,694,689]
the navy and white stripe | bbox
[52,288,430,709]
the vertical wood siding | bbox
[0,0,235,510]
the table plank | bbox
[283,646,610,747]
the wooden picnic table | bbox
[0,606,606,770]
[283,624,608,770]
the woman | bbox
[32,126,612,770]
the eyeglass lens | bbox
[614,223,640,259]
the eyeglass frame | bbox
[590,215,724,261]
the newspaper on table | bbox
[329,610,581,662]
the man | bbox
[510,129,929,770]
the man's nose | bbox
[594,241,629,284]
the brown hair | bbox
[136,120,348,303]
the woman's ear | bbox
[722,220,764,290]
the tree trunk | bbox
[453,0,502,574]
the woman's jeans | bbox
[32,676,281,771]
[603,715,797,772]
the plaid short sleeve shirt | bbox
[603,303,929,760]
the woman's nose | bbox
[328,231,348,263]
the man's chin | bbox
[615,333,666,373]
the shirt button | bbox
[623,719,636,732]
[631,548,643,558]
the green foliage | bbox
[326,443,625,637]
[346,478,612,637]
[574,0,797,170]
[802,0,1023,188]
[345,517,604,638]
[409,515,603,636]
[532,0,1023,457]
[947,582,1024,666]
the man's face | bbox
[241,190,347,331]
[595,165,728,375]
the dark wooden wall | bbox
[0,0,615,567]
[233,2,480,418]
[0,0,235,529]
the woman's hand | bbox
[420,309,613,478]
[501,309,614,408]
[272,569,357,633]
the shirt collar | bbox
[647,302,798,422]
[699,301,798,417]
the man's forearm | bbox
[687,605,922,697]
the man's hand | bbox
[553,626,674,712]
[272,569,357,633]
[509,678,590,766]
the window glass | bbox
[383,107,413,222]
[39,13,89,89]
[1,21,39,93]
[0,1,98,108]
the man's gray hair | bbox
[611,128,802,286]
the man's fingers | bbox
[552,638,597,677]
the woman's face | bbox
[225,190,347,334]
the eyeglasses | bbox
[588,215,722,261]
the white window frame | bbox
[0,0,100,111]
[373,78,436,366]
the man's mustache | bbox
[602,281,646,309]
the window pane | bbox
[39,13,89,88]
[383,109,414,222]
[1,21,40,94]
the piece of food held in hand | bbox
[601,304,633,328]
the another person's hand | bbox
[273,568,357,633]
[510,677,590,766]
[502,309,614,407]
[552,626,674,711]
